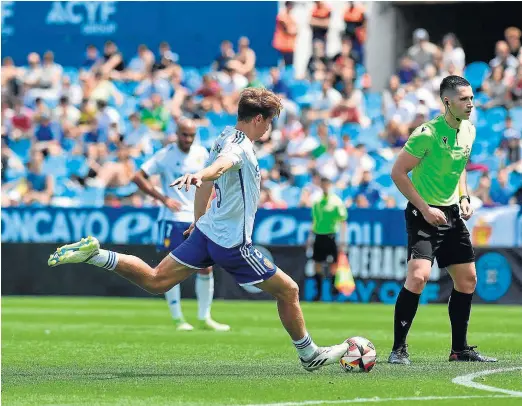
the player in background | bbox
[389,76,497,364]
[133,118,230,331]
[48,88,349,372]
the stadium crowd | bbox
[1,2,522,210]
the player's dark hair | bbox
[439,75,471,99]
[237,88,283,122]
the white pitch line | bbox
[452,366,522,397]
[240,394,514,406]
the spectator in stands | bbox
[511,65,522,106]
[228,36,256,76]
[299,170,323,207]
[481,66,509,109]
[384,88,416,126]
[2,56,22,99]
[83,117,108,162]
[84,71,123,106]
[126,44,155,81]
[89,145,137,191]
[310,1,331,44]
[397,56,419,85]
[489,41,519,77]
[81,44,101,73]
[24,52,42,85]
[382,75,401,111]
[53,96,80,130]
[314,137,347,182]
[332,36,359,81]
[505,27,521,59]
[245,69,264,89]
[153,42,179,74]
[353,193,370,208]
[268,67,290,99]
[23,149,54,206]
[272,1,297,66]
[285,119,318,179]
[490,168,516,205]
[96,99,121,135]
[307,39,330,79]
[441,33,465,72]
[332,79,368,127]
[259,186,288,209]
[422,63,443,94]
[135,68,172,102]
[407,28,439,70]
[39,51,62,97]
[9,99,33,140]
[307,76,342,121]
[345,143,375,186]
[101,40,125,79]
[353,170,381,206]
[141,93,170,134]
[473,173,494,207]
[343,2,366,51]
[123,113,153,157]
[58,75,83,106]
[497,116,522,164]
[381,119,409,150]
[33,97,51,123]
[213,40,235,72]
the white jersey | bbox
[197,126,261,248]
[141,143,209,223]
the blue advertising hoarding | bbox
[1,1,278,67]
[2,206,520,247]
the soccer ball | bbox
[339,336,377,373]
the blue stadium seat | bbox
[106,183,139,198]
[290,81,311,100]
[340,123,361,140]
[258,154,275,171]
[43,155,68,178]
[293,173,310,188]
[486,107,508,132]
[364,92,382,121]
[474,108,488,129]
[67,155,89,178]
[464,62,490,90]
[509,171,522,190]
[509,106,522,131]
[375,174,393,188]
[9,138,32,163]
[78,187,105,207]
[467,170,482,190]
[280,186,301,208]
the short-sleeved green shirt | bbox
[404,115,475,206]
[312,193,347,235]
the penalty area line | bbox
[452,366,522,397]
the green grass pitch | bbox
[2,297,522,405]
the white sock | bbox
[293,332,319,361]
[196,273,214,321]
[165,284,183,320]
[87,249,118,271]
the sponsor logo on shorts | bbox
[263,257,274,270]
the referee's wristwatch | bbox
[459,195,471,204]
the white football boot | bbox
[300,342,349,372]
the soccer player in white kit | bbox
[48,88,348,371]
[133,118,230,331]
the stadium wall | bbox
[1,1,279,67]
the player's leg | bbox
[195,267,230,331]
[257,269,348,371]
[161,221,193,331]
[48,236,195,294]
[440,217,497,362]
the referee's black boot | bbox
[449,345,498,362]
[388,344,411,365]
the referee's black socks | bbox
[393,287,421,351]
[448,288,473,352]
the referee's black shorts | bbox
[405,202,475,268]
[312,233,338,264]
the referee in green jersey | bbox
[388,76,497,364]
[306,177,347,301]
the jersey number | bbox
[214,184,222,208]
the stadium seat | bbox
[509,106,522,131]
[509,171,522,190]
[341,123,361,140]
[467,170,482,190]
[280,186,301,208]
[9,138,32,163]
[464,62,490,90]
[364,92,383,122]
[106,183,139,198]
[375,174,393,188]
[43,155,68,178]
[486,107,508,132]
[78,187,105,207]
[290,81,311,100]
[293,173,311,188]
[67,155,89,178]
[258,154,275,171]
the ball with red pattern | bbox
[339,336,377,373]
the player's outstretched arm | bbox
[133,170,181,212]
[391,150,447,226]
[170,156,236,191]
